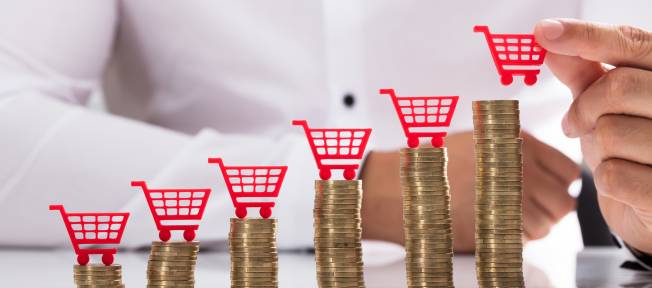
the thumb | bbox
[534,19,606,97]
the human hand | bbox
[360,132,579,252]
[534,18,652,253]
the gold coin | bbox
[315,180,361,188]
[74,264,122,271]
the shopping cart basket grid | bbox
[132,181,211,242]
[292,120,371,180]
[380,88,459,148]
[208,158,287,219]
[474,25,547,86]
[50,204,129,265]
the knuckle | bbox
[558,199,576,219]
[530,225,551,240]
[602,68,640,109]
[548,198,575,222]
[549,209,566,222]
[617,25,652,60]
[582,22,599,43]
[604,69,632,103]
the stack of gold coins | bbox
[73,264,124,288]
[314,180,365,288]
[147,241,200,287]
[229,218,278,288]
[400,147,454,288]
[472,100,524,288]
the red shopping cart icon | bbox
[474,25,547,86]
[50,204,129,266]
[293,120,371,180]
[131,181,211,242]
[208,158,287,219]
[381,88,458,148]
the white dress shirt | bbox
[0,0,650,251]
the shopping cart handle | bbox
[131,181,147,188]
[208,158,224,165]
[379,88,396,96]
[49,204,64,211]
[473,25,489,33]
[291,120,307,127]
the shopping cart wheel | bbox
[102,253,114,266]
[236,207,248,219]
[319,169,332,180]
[500,74,513,86]
[524,74,537,86]
[407,137,419,148]
[183,229,196,241]
[159,229,171,242]
[77,254,90,265]
[431,137,444,148]
[343,169,356,180]
[260,207,272,219]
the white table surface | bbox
[0,247,649,287]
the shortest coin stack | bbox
[229,218,279,288]
[147,241,200,287]
[74,264,124,288]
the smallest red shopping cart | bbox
[474,25,547,86]
[209,158,287,219]
[132,181,211,242]
[381,88,458,148]
[293,120,372,180]
[50,204,129,265]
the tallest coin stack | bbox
[472,100,524,288]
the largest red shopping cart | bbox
[208,158,287,219]
[380,88,458,148]
[293,120,371,180]
[474,25,547,86]
[50,204,129,265]
[131,181,211,242]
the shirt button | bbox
[343,93,355,108]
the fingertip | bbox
[593,160,617,198]
[561,112,572,136]
[563,103,583,138]
[562,112,582,138]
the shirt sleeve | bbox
[0,0,317,249]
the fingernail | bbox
[539,19,564,40]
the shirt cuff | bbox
[612,233,652,271]
[624,242,652,271]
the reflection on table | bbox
[0,246,650,287]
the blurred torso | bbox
[104,0,580,149]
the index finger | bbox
[534,18,652,70]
